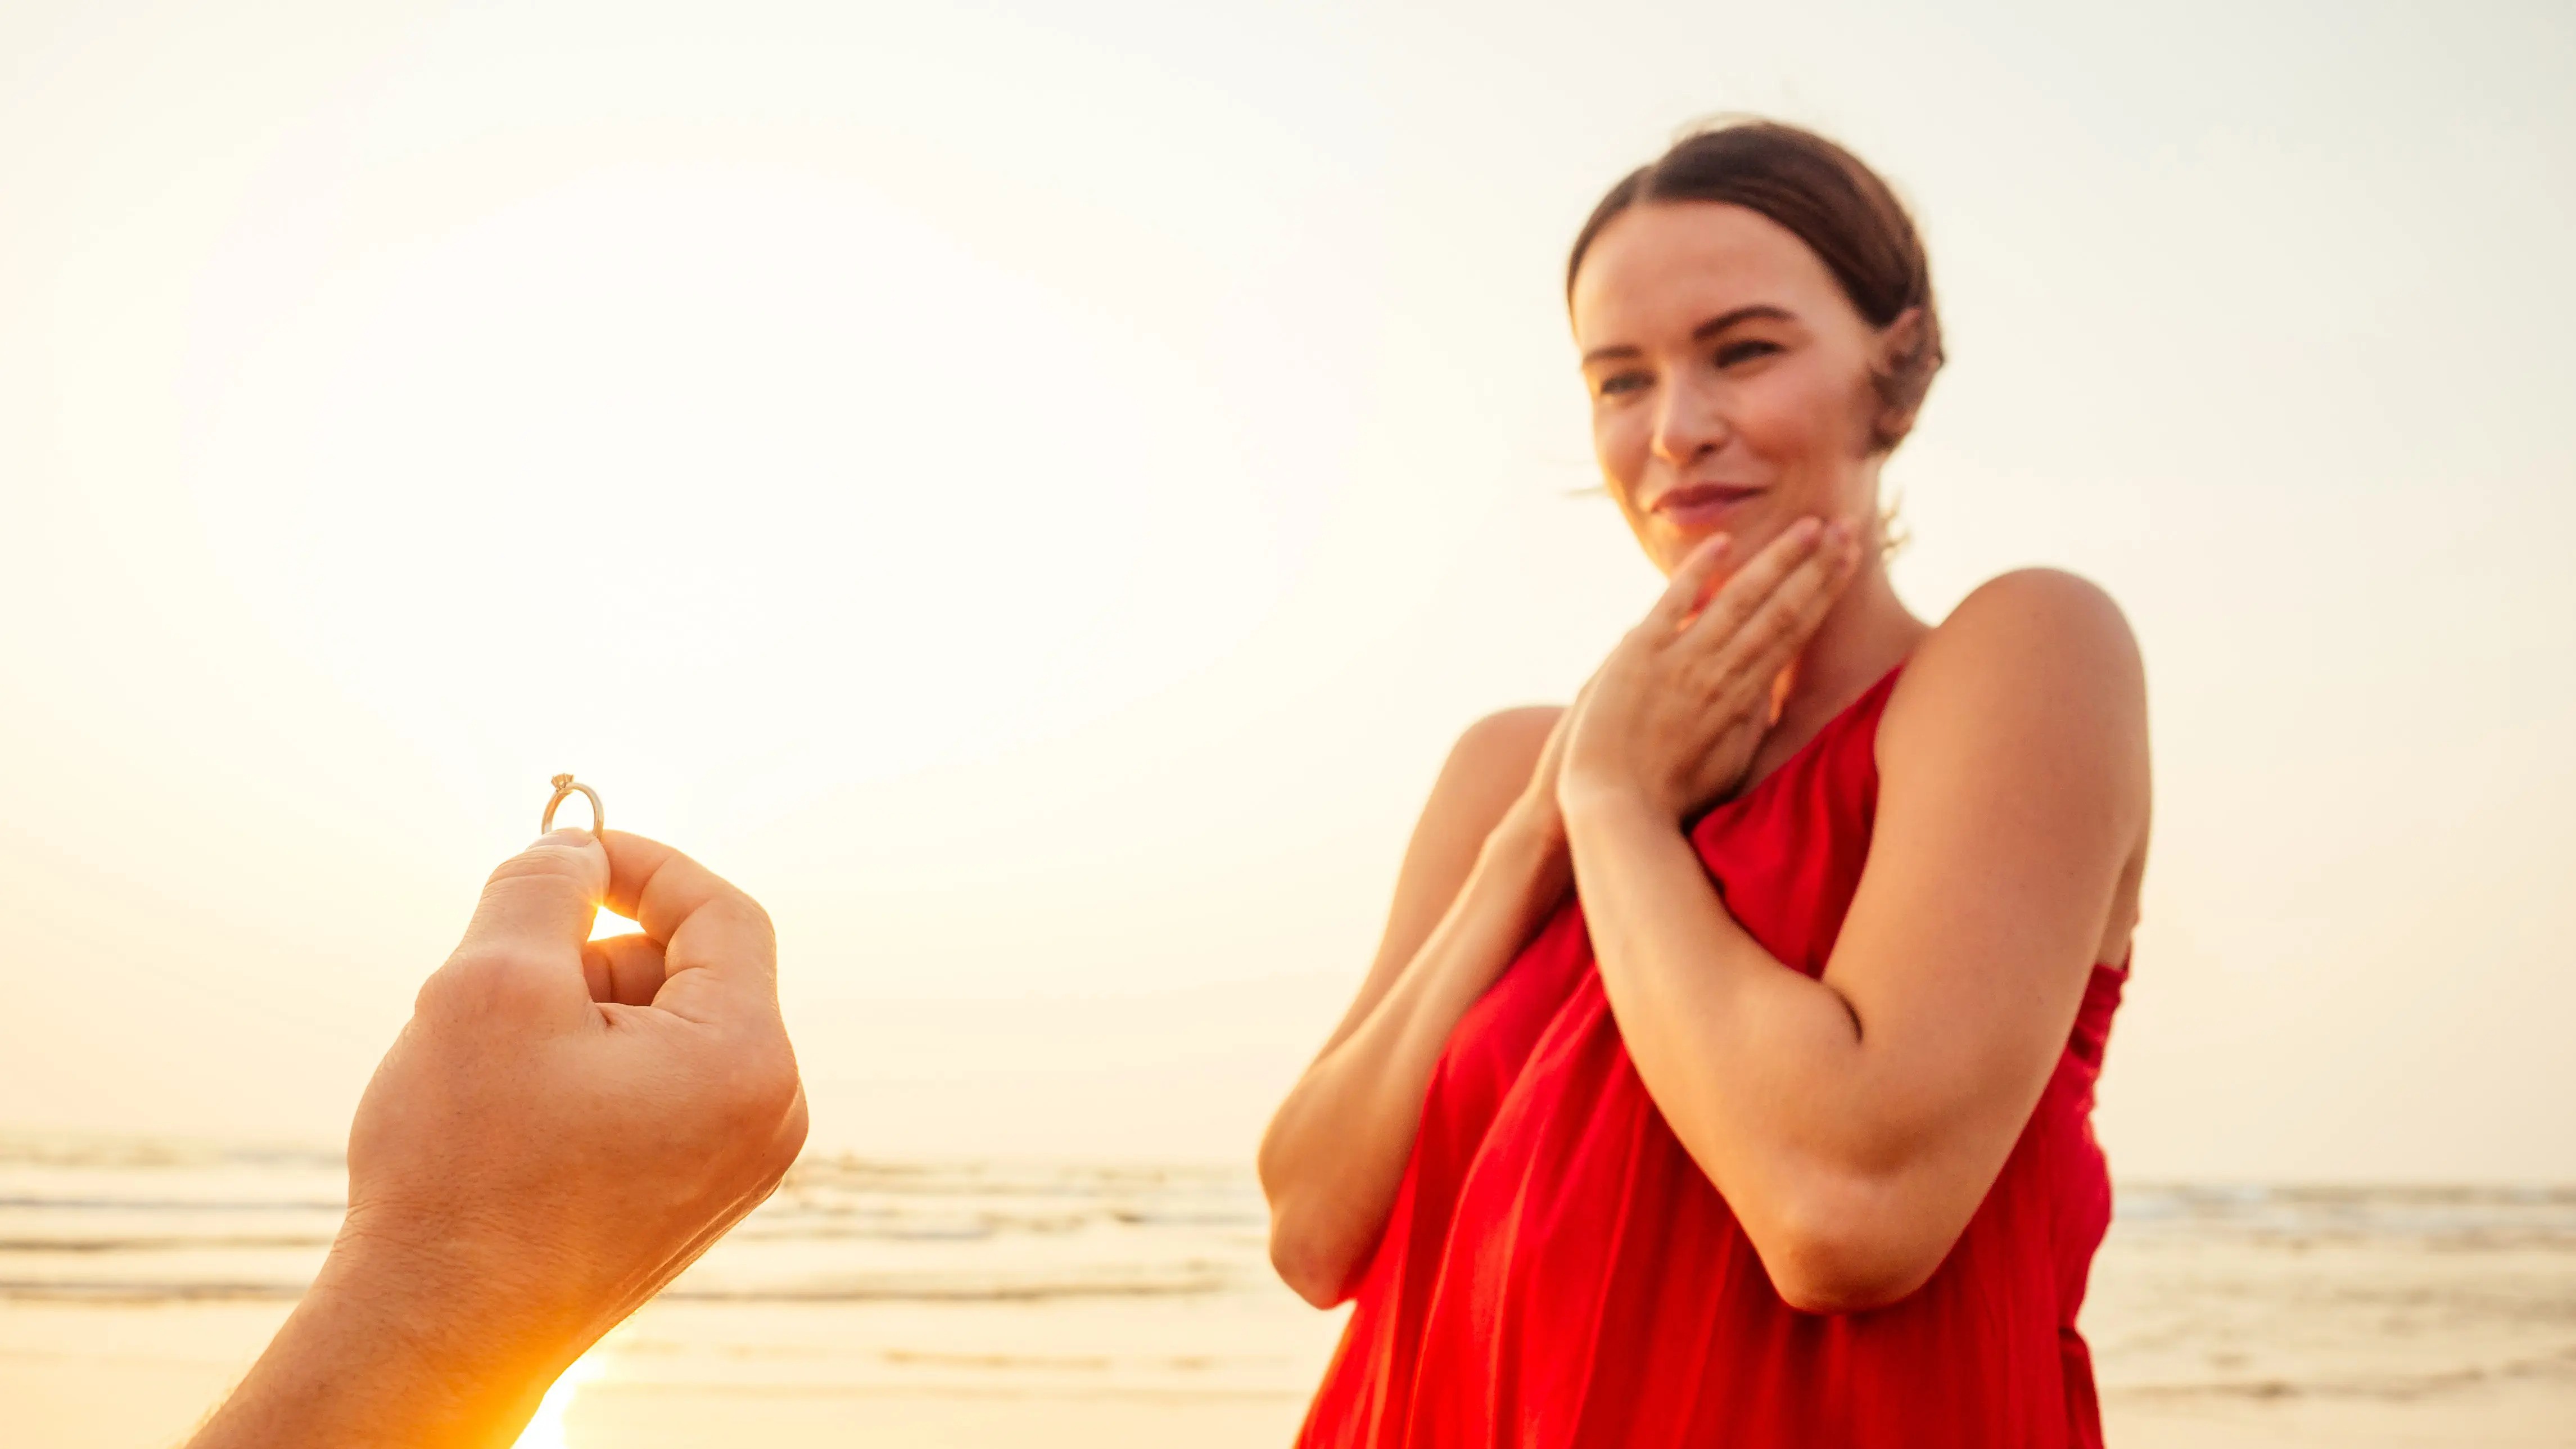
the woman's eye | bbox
[1596,371,1651,398]
[1714,339,1782,367]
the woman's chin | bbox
[1649,523,1731,578]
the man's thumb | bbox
[443,829,609,1009]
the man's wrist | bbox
[189,1237,569,1449]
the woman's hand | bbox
[188,828,808,1449]
[1495,677,1592,855]
[1559,516,1862,824]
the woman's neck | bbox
[1770,559,1927,739]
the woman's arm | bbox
[1560,568,2150,1313]
[1257,532,1855,1308]
[1257,707,1569,1307]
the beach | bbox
[4,1137,2572,1447]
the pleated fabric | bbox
[1295,666,2127,1448]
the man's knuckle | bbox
[712,1042,801,1123]
[424,950,555,1019]
[485,848,589,893]
[761,1057,805,1116]
[761,1095,813,1182]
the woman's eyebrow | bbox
[1580,304,1798,367]
[1692,304,1795,341]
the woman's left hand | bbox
[1558,516,1863,824]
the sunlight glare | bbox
[512,1336,611,1449]
[588,907,644,942]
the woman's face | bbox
[1571,201,1901,577]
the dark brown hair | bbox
[1568,120,1944,452]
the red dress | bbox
[1295,666,2128,1448]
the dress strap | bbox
[2066,958,2130,1069]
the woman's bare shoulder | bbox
[1453,705,1565,771]
[1894,568,2144,725]
[1880,567,2151,847]
[1339,704,1566,1017]
[1423,705,1563,834]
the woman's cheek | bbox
[1593,415,1644,494]
[1754,374,1853,504]
[1739,372,1818,457]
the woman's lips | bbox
[1650,482,1764,530]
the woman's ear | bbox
[1868,306,1930,450]
[1878,306,1927,372]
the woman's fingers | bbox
[1703,521,1862,693]
[1643,532,1736,632]
[1680,517,1827,648]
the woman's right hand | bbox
[1560,520,1859,826]
[1262,519,1852,1308]
[1502,678,1591,854]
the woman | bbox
[1258,120,2150,1447]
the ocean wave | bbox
[2109,1182,2576,1246]
[0,1136,344,1172]
[0,1195,346,1212]
[658,1270,1238,1304]
[0,1279,311,1303]
[0,1267,1240,1306]
[0,1233,335,1253]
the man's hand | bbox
[189,829,808,1449]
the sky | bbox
[2,0,2570,1184]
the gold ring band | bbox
[542,774,604,837]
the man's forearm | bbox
[188,1245,564,1449]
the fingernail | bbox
[529,827,595,850]
[1793,517,1823,543]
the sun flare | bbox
[513,1338,613,1449]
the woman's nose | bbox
[1649,376,1727,467]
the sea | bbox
[4,1135,2573,1447]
